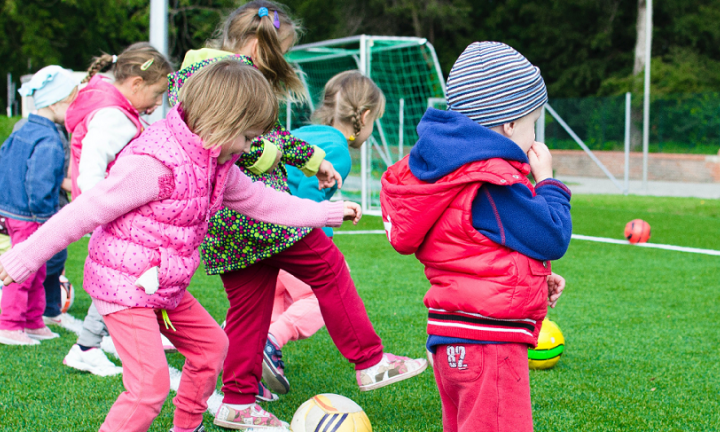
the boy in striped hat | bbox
[380,42,573,432]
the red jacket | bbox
[381,155,551,346]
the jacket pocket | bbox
[528,258,552,276]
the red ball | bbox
[624,219,651,244]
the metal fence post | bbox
[624,92,631,195]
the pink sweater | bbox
[0,154,345,302]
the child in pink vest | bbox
[63,42,174,377]
[0,60,361,432]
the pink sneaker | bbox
[357,352,428,391]
[25,326,59,341]
[0,329,40,345]
[213,403,289,430]
[256,381,279,403]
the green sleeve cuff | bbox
[247,140,280,175]
[300,146,326,177]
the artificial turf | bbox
[1,194,719,431]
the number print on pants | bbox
[446,345,468,370]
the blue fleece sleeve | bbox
[471,179,572,261]
[25,137,65,216]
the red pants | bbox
[101,292,228,431]
[433,343,533,432]
[220,228,384,404]
[269,270,325,347]
[0,218,46,331]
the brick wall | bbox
[551,150,720,183]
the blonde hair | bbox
[83,42,173,85]
[179,59,278,149]
[213,0,306,102]
[312,70,386,136]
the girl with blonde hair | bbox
[0,59,361,432]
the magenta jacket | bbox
[1,105,344,312]
[65,75,144,199]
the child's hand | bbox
[528,142,553,183]
[0,264,15,286]
[317,160,342,190]
[342,201,362,224]
[547,272,565,308]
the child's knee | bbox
[208,327,229,368]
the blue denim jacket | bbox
[0,114,66,222]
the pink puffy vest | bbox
[65,75,143,199]
[82,106,234,310]
[381,156,551,345]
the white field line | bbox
[60,314,224,416]
[335,231,720,257]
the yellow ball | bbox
[528,318,565,370]
[291,393,372,432]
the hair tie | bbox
[273,11,280,29]
[258,7,269,18]
[112,55,118,64]
[140,59,154,71]
[347,135,356,141]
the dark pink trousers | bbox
[433,343,533,432]
[220,228,384,404]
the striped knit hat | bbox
[446,42,547,127]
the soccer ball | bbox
[290,394,372,432]
[528,318,565,370]
[59,274,75,313]
[624,219,651,244]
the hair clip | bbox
[140,59,154,71]
[258,7,269,18]
[273,11,281,29]
[112,55,118,64]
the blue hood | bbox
[409,108,528,183]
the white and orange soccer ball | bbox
[291,394,372,432]
[59,273,75,313]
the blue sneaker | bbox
[262,337,289,394]
[256,381,279,402]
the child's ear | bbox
[503,121,516,137]
[129,76,145,94]
[360,109,372,127]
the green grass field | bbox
[1,194,720,431]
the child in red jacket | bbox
[381,42,571,432]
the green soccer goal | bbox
[284,35,446,214]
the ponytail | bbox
[214,0,307,102]
[312,70,386,135]
[84,42,173,86]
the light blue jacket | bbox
[287,125,351,237]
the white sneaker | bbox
[25,326,60,340]
[63,344,122,376]
[0,329,40,345]
[213,403,289,430]
[43,313,73,327]
[356,353,428,391]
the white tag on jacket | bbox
[135,267,160,295]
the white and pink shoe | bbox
[0,329,40,345]
[356,352,428,391]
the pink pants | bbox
[269,270,325,347]
[0,218,46,331]
[101,291,228,432]
[220,228,383,404]
[433,343,533,432]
